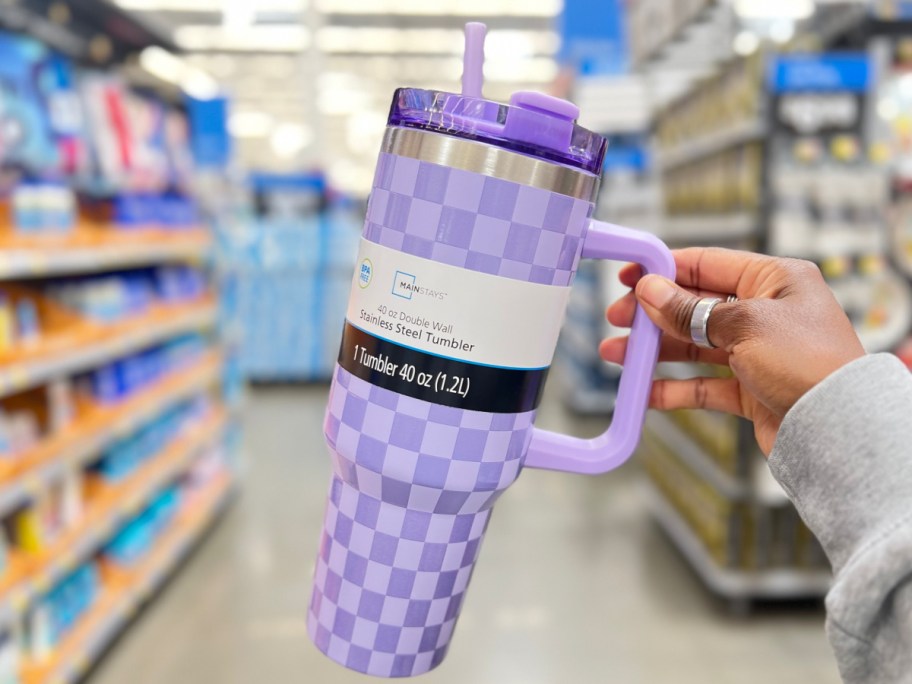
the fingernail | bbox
[638,276,676,308]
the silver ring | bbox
[691,298,722,350]
[726,295,739,303]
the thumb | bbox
[634,275,742,350]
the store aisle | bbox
[91,386,841,684]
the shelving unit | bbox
[659,119,767,171]
[0,301,217,400]
[0,230,211,281]
[655,213,759,244]
[636,10,912,608]
[0,409,227,624]
[0,6,241,681]
[0,352,221,517]
[20,474,233,684]
[646,486,831,609]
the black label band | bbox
[338,322,549,414]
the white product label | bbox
[347,239,570,370]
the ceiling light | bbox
[229,111,274,138]
[222,0,254,30]
[139,46,183,84]
[315,27,557,56]
[316,0,559,16]
[317,89,372,116]
[139,46,221,98]
[733,31,760,56]
[182,69,220,99]
[769,19,796,43]
[270,122,314,158]
[733,0,815,20]
[116,0,306,10]
[175,25,310,52]
[485,57,558,84]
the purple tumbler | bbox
[308,23,675,677]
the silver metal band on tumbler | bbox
[691,298,722,350]
[382,127,600,201]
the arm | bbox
[771,354,912,684]
[600,248,911,682]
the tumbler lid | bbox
[386,23,607,176]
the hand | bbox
[600,247,866,455]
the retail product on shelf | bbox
[234,176,360,382]
[657,52,766,224]
[91,399,206,483]
[12,184,76,236]
[84,335,206,405]
[104,487,181,567]
[44,266,207,323]
[27,563,101,661]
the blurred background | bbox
[0,0,908,682]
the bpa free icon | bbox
[358,259,373,289]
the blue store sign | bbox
[187,96,231,169]
[768,54,873,93]
[560,0,628,76]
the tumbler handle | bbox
[525,220,676,475]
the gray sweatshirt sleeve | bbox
[769,354,912,684]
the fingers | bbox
[607,286,732,329]
[619,263,643,288]
[600,335,729,366]
[650,377,746,417]
[618,248,773,296]
[634,275,752,351]
[671,247,775,295]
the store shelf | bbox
[0,352,222,518]
[646,483,832,601]
[656,213,759,243]
[660,119,766,171]
[0,300,217,401]
[0,230,212,281]
[21,474,233,684]
[0,409,227,625]
[646,412,746,501]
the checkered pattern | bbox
[309,368,535,676]
[310,152,589,676]
[307,476,488,677]
[364,153,594,287]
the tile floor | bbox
[90,385,841,684]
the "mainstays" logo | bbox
[392,270,447,301]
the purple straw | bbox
[461,22,486,98]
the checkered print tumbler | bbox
[308,150,594,677]
[309,369,533,677]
